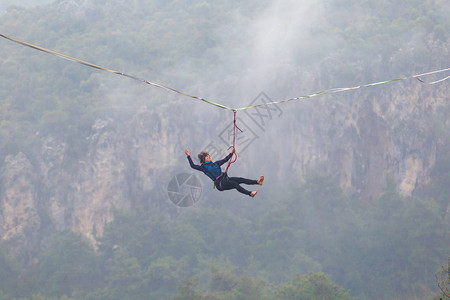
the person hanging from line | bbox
[185,148,264,197]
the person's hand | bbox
[185,149,191,156]
[231,148,236,154]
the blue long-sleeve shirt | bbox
[187,153,233,181]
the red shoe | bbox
[257,175,264,186]
[250,190,258,197]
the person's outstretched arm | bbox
[185,149,202,171]
[216,148,235,166]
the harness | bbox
[214,173,228,191]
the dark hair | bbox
[198,152,209,164]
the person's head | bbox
[198,152,212,164]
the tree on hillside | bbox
[174,268,349,300]
[275,272,350,300]
[436,258,450,299]
[31,231,101,298]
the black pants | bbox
[215,174,258,196]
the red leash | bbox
[225,111,242,173]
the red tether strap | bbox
[225,111,242,173]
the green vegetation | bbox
[0,171,448,299]
[0,0,448,158]
[0,0,449,299]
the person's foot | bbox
[257,175,264,186]
[250,190,258,197]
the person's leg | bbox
[228,175,264,186]
[219,177,252,196]
[227,177,258,185]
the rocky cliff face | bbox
[0,81,448,265]
[0,105,185,264]
[279,81,447,201]
[0,153,41,264]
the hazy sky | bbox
[0,0,53,12]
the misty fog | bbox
[0,0,449,299]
